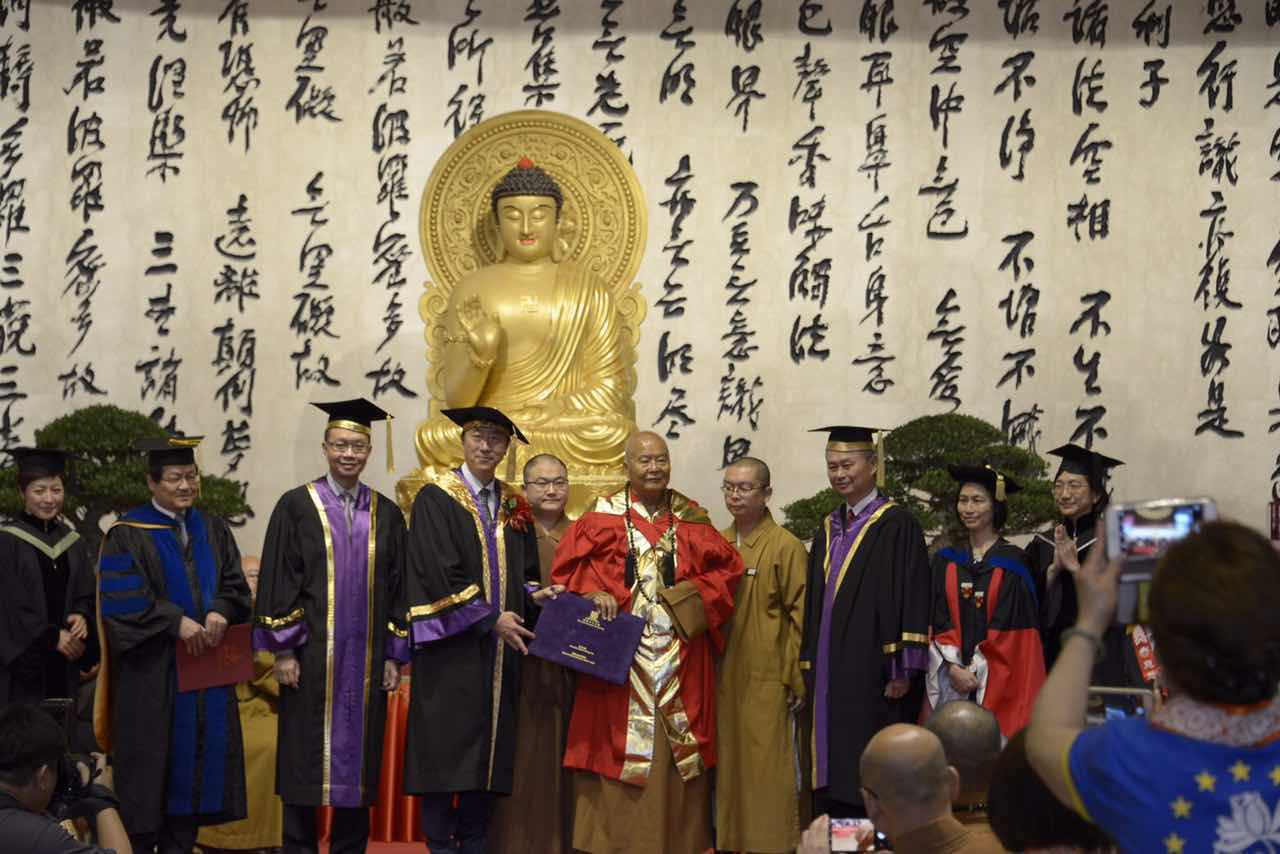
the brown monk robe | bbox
[716,459,809,853]
[490,455,575,853]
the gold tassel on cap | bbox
[985,464,1006,501]
[385,415,395,473]
[875,430,886,488]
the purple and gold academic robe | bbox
[94,504,251,835]
[399,470,540,795]
[800,498,931,807]
[253,478,408,808]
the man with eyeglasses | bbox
[715,457,810,853]
[1025,443,1144,711]
[252,399,409,854]
[95,434,251,852]
[490,453,575,854]
[399,407,561,854]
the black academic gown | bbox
[253,481,407,808]
[929,540,1045,736]
[400,474,540,795]
[97,504,250,835]
[0,513,96,706]
[800,502,931,807]
[1026,513,1144,690]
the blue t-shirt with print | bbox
[1067,717,1280,853]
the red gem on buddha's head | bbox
[517,156,535,169]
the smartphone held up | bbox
[1104,497,1216,624]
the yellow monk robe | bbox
[717,510,809,853]
[490,516,574,854]
[416,261,636,473]
[196,652,283,851]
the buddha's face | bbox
[497,195,558,263]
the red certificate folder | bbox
[176,622,254,692]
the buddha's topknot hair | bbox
[491,156,564,218]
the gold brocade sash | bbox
[608,493,705,785]
[590,487,712,527]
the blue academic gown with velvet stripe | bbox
[97,504,251,834]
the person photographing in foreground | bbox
[0,703,132,854]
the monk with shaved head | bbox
[551,431,744,853]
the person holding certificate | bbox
[399,407,560,854]
[551,431,743,854]
[94,435,251,853]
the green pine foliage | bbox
[0,405,251,548]
[780,413,1057,546]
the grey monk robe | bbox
[253,477,408,807]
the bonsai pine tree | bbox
[0,404,250,549]
[781,413,1057,547]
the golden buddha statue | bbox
[402,112,647,516]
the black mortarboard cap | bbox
[311,398,391,433]
[809,425,879,446]
[809,425,885,487]
[948,464,1023,502]
[135,435,203,468]
[314,398,397,472]
[1047,443,1124,493]
[8,448,73,478]
[443,407,529,444]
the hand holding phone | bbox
[830,818,886,852]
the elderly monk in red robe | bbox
[551,431,743,853]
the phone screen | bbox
[830,818,883,852]
[1113,501,1210,561]
[1108,498,1215,624]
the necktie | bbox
[175,512,188,549]
[342,492,354,531]
[478,486,492,523]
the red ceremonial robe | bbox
[550,488,742,784]
[926,541,1045,736]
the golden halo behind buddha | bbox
[418,110,648,297]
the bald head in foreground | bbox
[925,702,1003,811]
[855,724,1004,853]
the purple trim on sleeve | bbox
[524,582,542,595]
[886,646,929,681]
[384,634,410,664]
[253,622,309,652]
[410,599,493,645]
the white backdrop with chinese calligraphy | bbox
[2,0,1278,551]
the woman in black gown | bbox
[0,448,96,706]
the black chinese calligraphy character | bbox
[1197,41,1236,112]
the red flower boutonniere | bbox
[505,494,534,532]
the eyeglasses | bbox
[326,441,372,455]
[1052,480,1090,495]
[721,483,763,496]
[160,473,200,486]
[525,478,569,489]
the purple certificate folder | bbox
[528,592,645,685]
